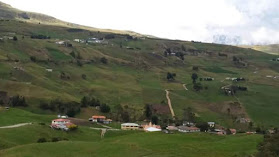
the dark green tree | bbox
[191,73,198,83]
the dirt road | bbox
[0,123,32,129]
[183,84,188,91]
[165,90,175,119]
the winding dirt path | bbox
[0,123,32,129]
[165,90,175,119]
[182,84,188,91]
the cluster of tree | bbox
[257,133,279,157]
[9,95,28,107]
[80,96,110,113]
[114,104,132,122]
[167,72,176,81]
[104,34,115,39]
[183,107,196,122]
[39,99,80,117]
[232,56,247,67]
[144,104,169,126]
[223,85,248,96]
[191,73,203,91]
[31,34,51,39]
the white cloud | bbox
[1,0,279,45]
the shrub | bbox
[51,137,60,142]
[81,74,87,80]
[100,57,108,64]
[68,124,78,130]
[30,56,37,62]
[37,138,47,143]
[13,36,18,41]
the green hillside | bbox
[0,2,279,156]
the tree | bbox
[100,104,111,113]
[191,73,198,83]
[144,104,152,119]
[167,72,176,81]
[151,115,159,125]
[100,57,108,64]
[192,66,199,71]
[13,36,18,41]
[183,107,195,122]
[80,96,89,107]
[196,122,209,132]
[77,60,83,67]
[9,95,28,107]
[30,56,37,62]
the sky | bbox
[2,0,279,45]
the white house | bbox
[56,41,65,45]
[46,69,53,72]
[178,126,200,133]
[121,123,139,130]
[51,119,70,125]
[208,122,215,128]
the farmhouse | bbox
[91,115,106,123]
[178,126,200,133]
[166,125,178,131]
[121,123,139,130]
[55,41,65,45]
[73,39,80,42]
[51,119,76,131]
[183,121,195,126]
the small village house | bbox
[178,126,200,133]
[166,125,178,131]
[91,115,106,123]
[142,122,161,132]
[229,129,237,135]
[208,122,215,128]
[55,41,65,45]
[51,119,76,131]
[121,123,139,130]
[46,69,53,72]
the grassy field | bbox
[0,126,262,157]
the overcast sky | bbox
[2,0,279,45]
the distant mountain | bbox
[212,34,242,45]
[0,1,145,36]
[240,44,279,55]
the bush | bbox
[100,57,108,64]
[51,137,60,142]
[81,74,87,80]
[13,36,18,41]
[37,138,47,143]
[68,124,78,130]
[30,56,37,62]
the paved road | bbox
[165,90,175,119]
[0,123,32,129]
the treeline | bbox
[39,99,80,117]
[9,95,28,107]
[80,96,110,113]
[31,34,51,39]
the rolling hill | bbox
[0,1,279,157]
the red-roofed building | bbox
[92,115,106,122]
[230,129,237,135]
